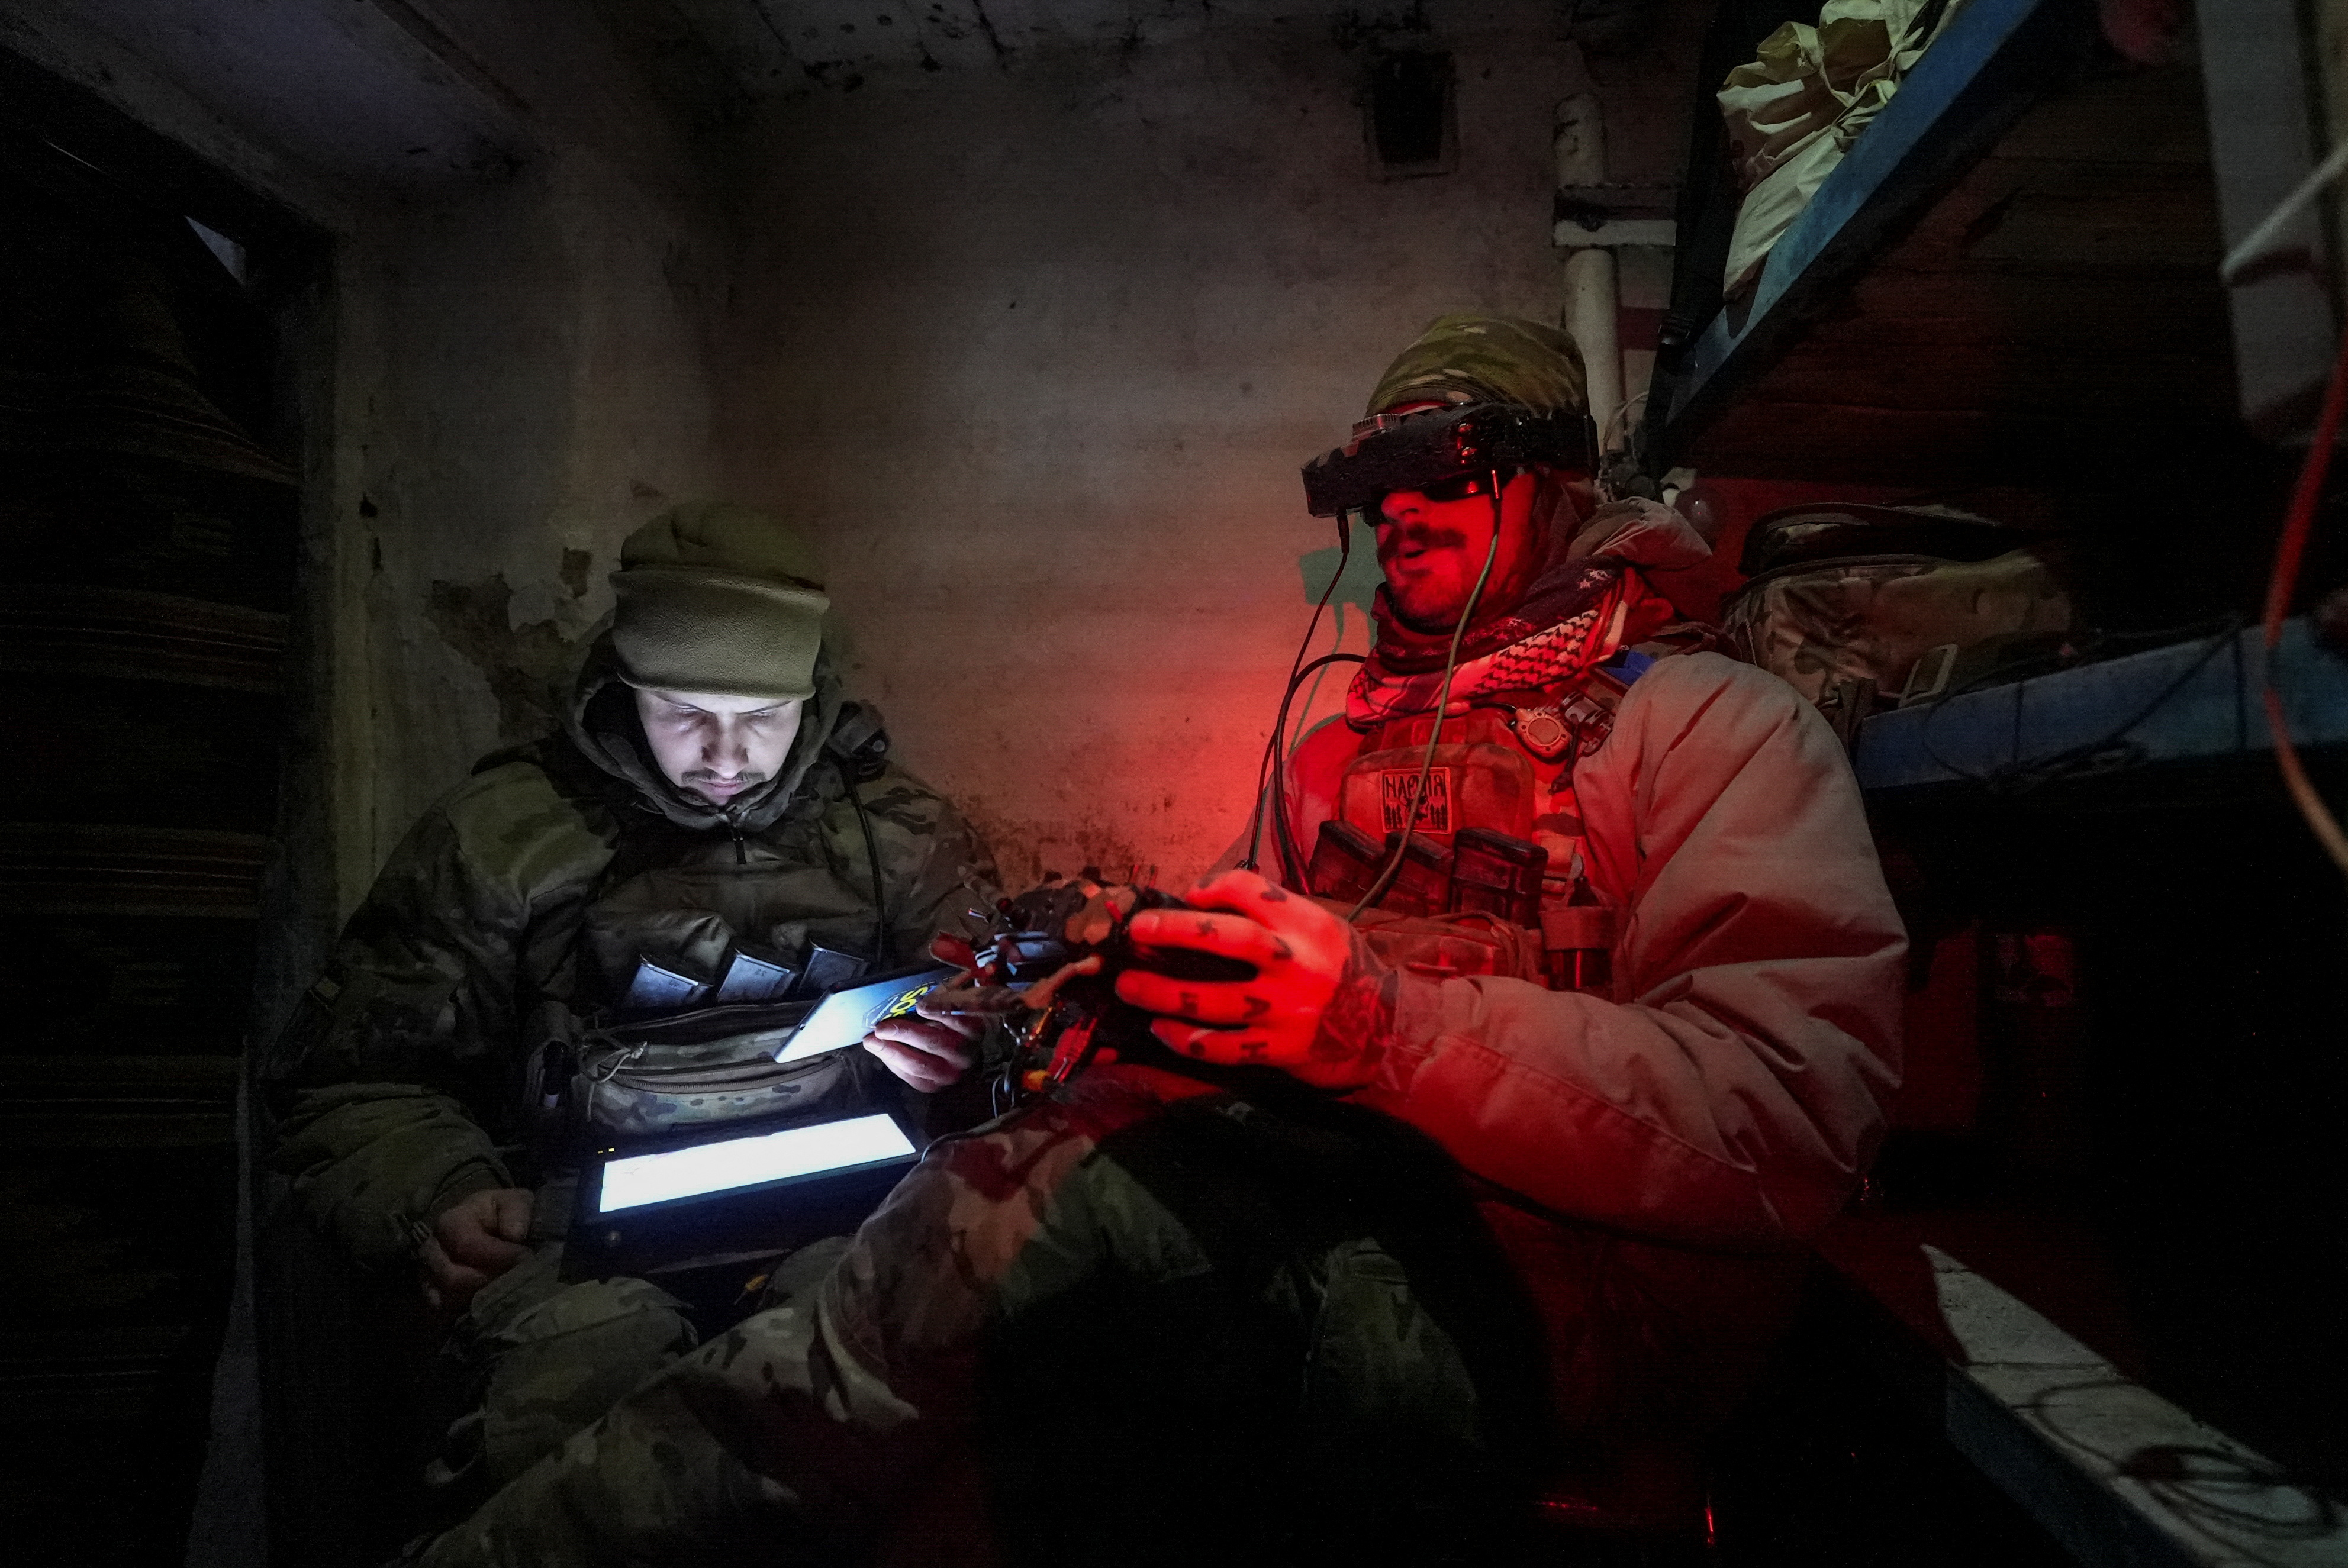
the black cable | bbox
[841,761,893,967]
[1266,651,1368,886]
[1895,614,2241,766]
[1912,612,2243,711]
[1985,616,2238,690]
[1244,511,1357,872]
[1239,720,1282,872]
[1915,615,2244,794]
[1347,475,1505,922]
[2014,1377,2339,1547]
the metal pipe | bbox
[1555,93,1625,456]
[1563,249,1622,456]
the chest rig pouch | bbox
[529,718,900,1153]
[559,855,881,1144]
[1308,650,1667,992]
[571,999,869,1141]
[1335,710,1538,847]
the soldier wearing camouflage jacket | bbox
[264,503,997,1491]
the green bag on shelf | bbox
[1718,0,1970,296]
[1722,502,2074,746]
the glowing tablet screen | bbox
[774,966,955,1063]
[597,1113,917,1214]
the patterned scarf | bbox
[1346,560,1676,725]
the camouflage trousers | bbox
[412,1063,1796,1568]
[431,1244,695,1490]
[430,1212,852,1492]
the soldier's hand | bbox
[1116,870,1396,1090]
[865,1011,981,1093]
[418,1186,534,1314]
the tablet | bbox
[566,1110,925,1280]
[595,1111,918,1214]
[773,964,958,1063]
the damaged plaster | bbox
[718,2,1624,887]
[424,550,601,747]
[22,0,1695,904]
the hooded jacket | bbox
[1285,498,1907,1249]
[265,640,999,1269]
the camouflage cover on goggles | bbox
[1300,402,1595,518]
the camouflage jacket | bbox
[263,638,999,1269]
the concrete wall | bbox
[305,2,741,905]
[9,0,1702,903]
[333,153,725,899]
[714,2,1687,890]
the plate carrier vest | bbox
[1303,637,1705,993]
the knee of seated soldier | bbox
[493,1275,697,1356]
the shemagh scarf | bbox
[1345,548,1670,726]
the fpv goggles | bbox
[1299,402,1595,518]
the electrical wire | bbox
[2221,134,2348,283]
[1902,612,2239,718]
[1345,475,1505,922]
[1243,512,1357,874]
[1599,391,1648,461]
[1913,615,2244,795]
[2260,326,2348,877]
[1265,651,1367,886]
[2015,1377,2340,1547]
[2205,119,2348,875]
[841,759,894,966]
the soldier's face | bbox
[633,688,804,806]
[1373,469,1545,630]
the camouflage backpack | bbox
[1721,503,2073,744]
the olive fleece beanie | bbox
[609,501,830,701]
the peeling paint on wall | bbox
[423,556,600,747]
[273,0,1696,900]
[344,146,724,872]
[956,802,1176,897]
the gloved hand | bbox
[1113,869,1397,1090]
